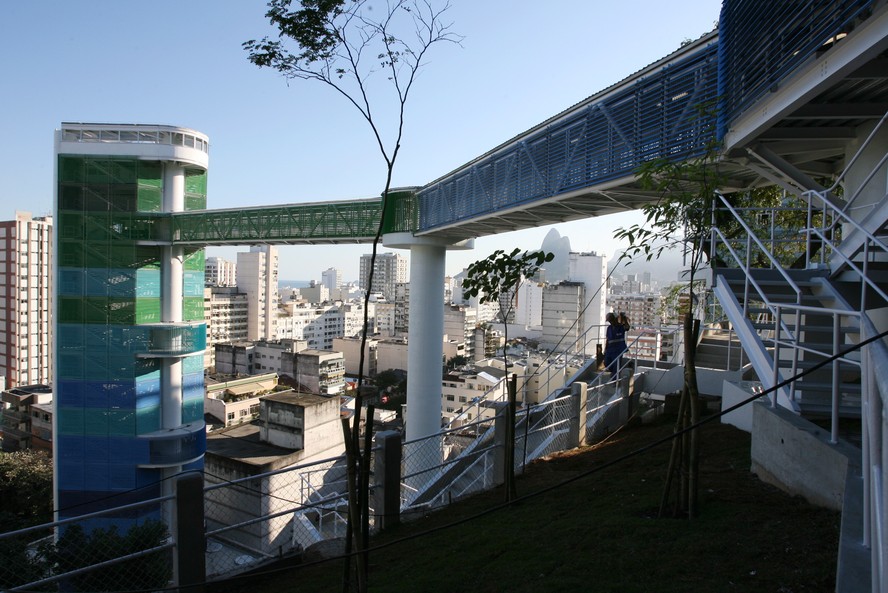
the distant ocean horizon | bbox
[278,279,313,289]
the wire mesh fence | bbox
[401,415,501,517]
[0,361,636,590]
[0,496,173,593]
[203,454,350,577]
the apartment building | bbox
[0,212,52,388]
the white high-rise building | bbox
[0,212,52,388]
[203,286,249,369]
[567,251,608,349]
[237,245,279,341]
[321,267,341,292]
[541,282,586,354]
[515,280,545,329]
[359,252,407,302]
[205,256,236,287]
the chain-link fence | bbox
[204,453,350,578]
[401,414,501,517]
[0,361,638,590]
[0,494,174,592]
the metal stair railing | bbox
[803,188,888,311]
[712,192,803,405]
[712,193,868,436]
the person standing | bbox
[604,312,628,376]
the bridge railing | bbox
[717,0,877,138]
[417,36,719,232]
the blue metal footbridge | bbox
[155,0,888,248]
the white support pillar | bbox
[161,163,185,430]
[406,242,446,440]
[160,163,186,518]
[383,233,474,442]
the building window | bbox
[227,412,235,421]
[445,395,454,401]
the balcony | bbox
[137,420,206,468]
[136,323,206,358]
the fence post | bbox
[174,472,205,593]
[570,382,588,447]
[492,402,509,487]
[373,430,402,531]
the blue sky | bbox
[1,0,720,281]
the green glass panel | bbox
[136,406,160,435]
[59,185,85,211]
[184,195,206,210]
[135,298,161,324]
[108,410,136,436]
[57,407,85,434]
[182,297,204,322]
[109,184,138,212]
[84,212,111,241]
[58,241,85,268]
[84,410,110,435]
[184,169,207,194]
[58,297,85,324]
[133,246,161,270]
[183,248,204,271]
[183,356,203,374]
[58,212,85,239]
[58,156,85,183]
[83,242,111,268]
[137,161,162,187]
[138,186,162,212]
[108,353,135,379]
[109,299,136,324]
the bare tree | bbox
[245,2,459,590]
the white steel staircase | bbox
[711,120,888,591]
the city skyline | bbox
[2,0,720,280]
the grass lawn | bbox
[211,415,840,593]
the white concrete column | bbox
[405,242,446,441]
[383,233,474,442]
[161,163,185,431]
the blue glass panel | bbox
[59,268,85,296]
[182,399,203,424]
[57,380,86,407]
[107,381,136,407]
[183,371,204,391]
[183,459,204,472]
[109,464,136,490]
[57,435,85,462]
[136,377,161,400]
[58,323,85,349]
[109,437,143,463]
[85,436,111,463]
[84,382,110,408]
[106,269,135,297]
[58,464,85,490]
[136,468,162,491]
[58,351,85,380]
[86,268,111,297]
[83,463,110,492]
